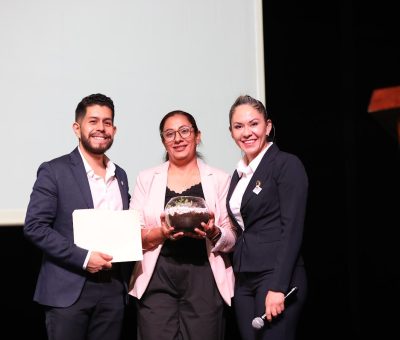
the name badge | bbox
[253,180,262,195]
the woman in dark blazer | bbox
[226,95,308,340]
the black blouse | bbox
[160,183,208,263]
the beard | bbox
[80,134,114,155]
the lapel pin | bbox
[253,180,262,195]
[121,180,124,186]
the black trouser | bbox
[234,266,307,340]
[44,272,125,340]
[137,255,225,340]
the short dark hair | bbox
[229,94,268,128]
[75,93,115,122]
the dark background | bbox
[2,1,399,339]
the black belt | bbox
[86,263,122,283]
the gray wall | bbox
[0,0,264,224]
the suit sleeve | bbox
[211,171,237,253]
[129,172,147,227]
[271,155,308,292]
[24,162,88,270]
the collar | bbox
[78,146,116,178]
[236,142,273,178]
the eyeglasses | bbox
[161,126,193,142]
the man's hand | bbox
[86,251,113,273]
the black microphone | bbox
[251,286,298,330]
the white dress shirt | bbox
[78,147,123,268]
[229,143,273,230]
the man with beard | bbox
[24,93,133,340]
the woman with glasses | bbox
[129,110,236,340]
[226,95,308,340]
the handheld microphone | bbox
[251,286,298,330]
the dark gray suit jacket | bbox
[227,143,308,293]
[24,147,133,307]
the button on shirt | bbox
[229,143,273,230]
[78,147,123,268]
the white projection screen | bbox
[0,0,264,225]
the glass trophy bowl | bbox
[165,196,210,232]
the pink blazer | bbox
[129,159,236,305]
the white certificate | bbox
[72,209,143,262]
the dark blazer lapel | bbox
[227,170,240,202]
[240,143,279,210]
[69,148,94,209]
[115,167,129,210]
[226,170,243,234]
